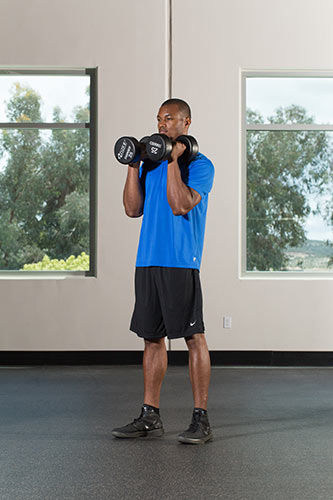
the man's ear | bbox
[185,117,191,128]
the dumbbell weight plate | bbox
[114,136,140,165]
[176,135,199,163]
[146,133,173,162]
[139,136,150,145]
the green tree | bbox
[36,103,89,257]
[0,82,90,270]
[0,83,45,268]
[247,105,333,271]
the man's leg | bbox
[111,336,166,439]
[184,333,211,410]
[143,337,168,407]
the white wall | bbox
[0,0,332,351]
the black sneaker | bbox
[177,408,213,444]
[112,404,164,439]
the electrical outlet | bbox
[223,316,232,329]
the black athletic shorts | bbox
[129,266,205,340]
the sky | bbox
[246,77,333,124]
[0,75,331,242]
[0,75,89,122]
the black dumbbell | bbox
[114,136,150,165]
[145,134,199,163]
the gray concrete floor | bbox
[1,364,333,499]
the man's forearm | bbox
[123,164,144,216]
[167,160,193,215]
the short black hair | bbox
[160,98,191,120]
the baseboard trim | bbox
[1,351,333,366]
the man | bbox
[112,98,215,444]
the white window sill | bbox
[240,271,333,280]
[0,271,91,280]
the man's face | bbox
[157,104,190,140]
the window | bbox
[0,68,97,277]
[242,72,333,277]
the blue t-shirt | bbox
[135,152,215,270]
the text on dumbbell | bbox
[117,140,127,160]
[125,147,134,160]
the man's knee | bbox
[184,333,205,349]
[144,337,166,348]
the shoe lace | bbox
[133,412,144,425]
[188,412,201,432]
[132,409,152,425]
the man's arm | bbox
[167,158,202,216]
[123,162,144,217]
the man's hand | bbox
[129,142,149,168]
[128,161,140,168]
[168,141,186,163]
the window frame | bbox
[241,70,333,280]
[0,67,97,279]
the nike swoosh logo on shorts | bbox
[190,321,196,326]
